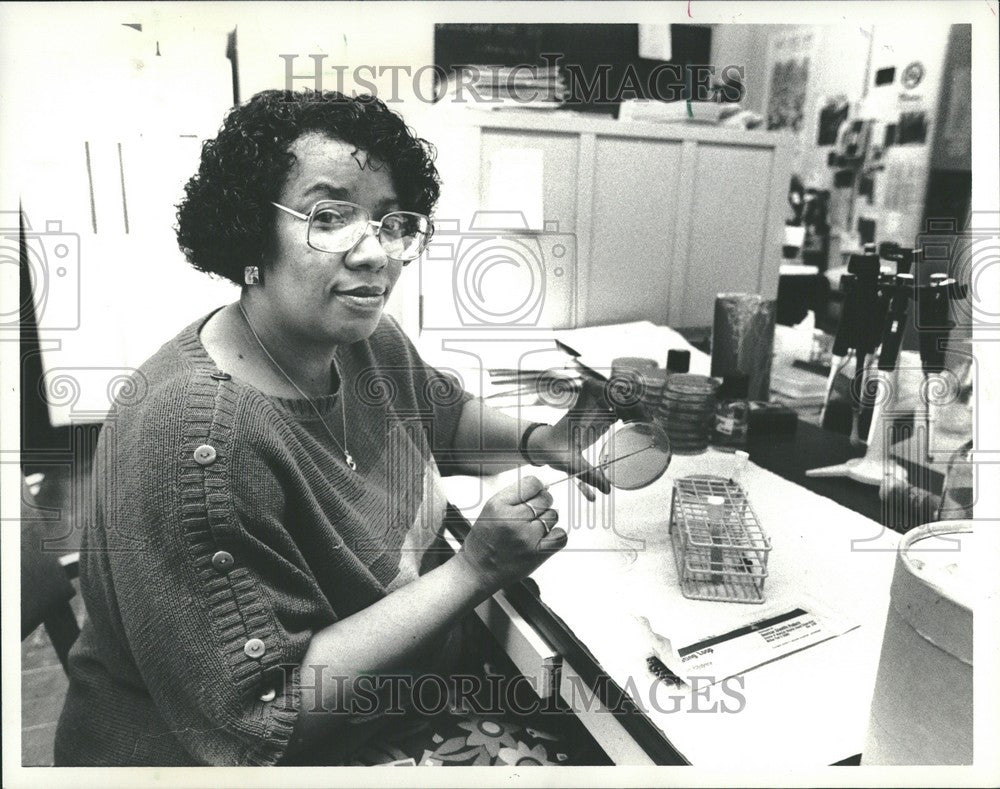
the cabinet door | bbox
[421,226,578,331]
[587,137,684,326]
[677,143,775,328]
[478,129,579,231]
[473,129,580,330]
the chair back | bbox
[21,477,80,671]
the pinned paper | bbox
[483,148,544,230]
[638,25,672,61]
[783,224,806,248]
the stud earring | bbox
[244,266,260,286]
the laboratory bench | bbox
[440,417,895,766]
[423,320,900,767]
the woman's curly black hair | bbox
[175,89,441,284]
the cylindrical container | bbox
[710,294,777,402]
[861,521,974,765]
[667,349,691,374]
[706,495,726,585]
[612,357,658,375]
[712,374,749,450]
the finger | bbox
[525,506,557,532]
[574,478,596,502]
[536,525,568,554]
[530,488,554,511]
[572,414,616,440]
[522,499,543,521]
[518,475,546,502]
[504,475,545,504]
[574,459,612,495]
[538,506,559,531]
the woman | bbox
[55,89,612,766]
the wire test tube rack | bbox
[669,474,772,603]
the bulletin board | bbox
[432,24,712,114]
[763,28,816,134]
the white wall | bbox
[712,19,954,250]
[235,9,442,338]
[856,21,954,245]
[3,4,449,425]
[713,24,873,187]
[710,23,789,116]
[3,6,239,426]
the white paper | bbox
[639,597,858,687]
[553,320,711,375]
[783,224,807,247]
[638,24,672,61]
[483,148,544,230]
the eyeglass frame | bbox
[271,200,434,263]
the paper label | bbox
[715,415,735,435]
[648,604,857,686]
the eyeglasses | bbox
[272,200,434,263]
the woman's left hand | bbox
[525,416,614,501]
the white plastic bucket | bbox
[861,520,974,765]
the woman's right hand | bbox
[458,475,565,592]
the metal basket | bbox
[669,474,771,603]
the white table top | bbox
[441,449,898,767]
[429,321,899,766]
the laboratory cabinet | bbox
[428,110,793,331]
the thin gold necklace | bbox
[238,302,356,472]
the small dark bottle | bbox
[667,349,691,374]
[712,374,749,450]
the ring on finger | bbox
[537,508,556,536]
[525,500,541,520]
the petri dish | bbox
[597,421,673,490]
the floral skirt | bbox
[345,708,582,767]
[339,614,610,767]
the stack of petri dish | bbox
[611,357,659,379]
[658,374,719,454]
[640,368,668,419]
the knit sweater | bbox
[54,308,475,766]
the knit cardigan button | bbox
[211,551,234,571]
[244,638,266,659]
[193,445,217,465]
[259,688,277,702]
